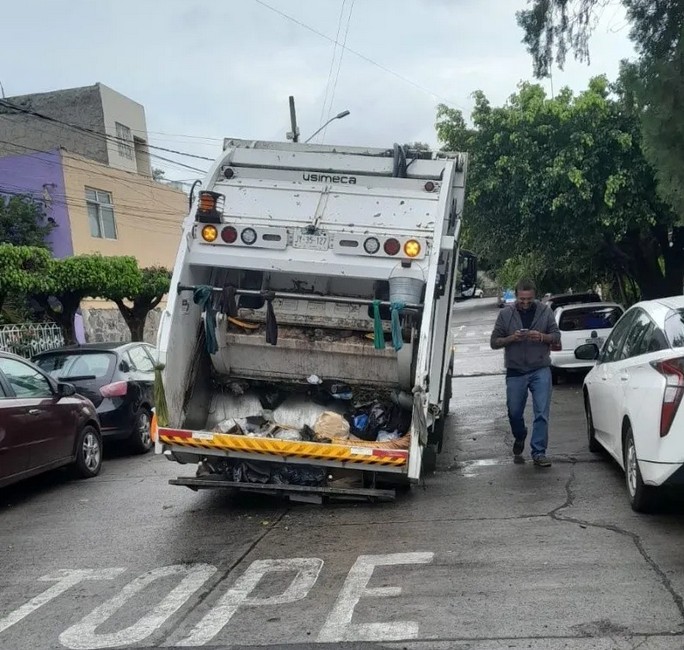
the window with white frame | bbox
[115,122,134,159]
[85,188,117,239]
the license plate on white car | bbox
[586,337,604,347]
[292,229,329,251]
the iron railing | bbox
[0,322,64,358]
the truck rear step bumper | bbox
[159,427,409,468]
[169,475,396,503]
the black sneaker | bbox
[513,439,524,456]
[533,456,552,468]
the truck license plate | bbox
[292,230,329,251]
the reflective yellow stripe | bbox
[159,429,408,467]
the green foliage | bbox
[0,195,55,249]
[106,266,171,341]
[45,254,140,298]
[436,77,683,298]
[0,244,51,300]
[30,255,140,345]
[517,1,684,225]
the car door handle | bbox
[620,373,629,382]
[28,409,41,415]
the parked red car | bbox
[0,351,102,489]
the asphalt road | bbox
[2,298,684,649]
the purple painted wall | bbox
[0,148,73,257]
[0,149,85,342]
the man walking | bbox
[490,279,561,466]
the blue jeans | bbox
[506,367,552,458]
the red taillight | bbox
[384,238,401,256]
[100,381,128,398]
[221,226,238,243]
[651,357,684,437]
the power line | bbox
[253,0,465,109]
[322,0,355,143]
[0,99,211,172]
[319,0,347,134]
[0,133,200,199]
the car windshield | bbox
[34,352,115,380]
[664,308,684,348]
[559,306,623,331]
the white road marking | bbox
[0,568,125,636]
[176,558,323,647]
[59,564,216,650]
[317,552,434,643]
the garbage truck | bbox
[152,139,468,502]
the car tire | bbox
[129,407,153,454]
[585,395,602,453]
[443,367,453,417]
[551,369,561,386]
[623,427,656,513]
[73,425,103,479]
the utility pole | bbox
[287,95,300,142]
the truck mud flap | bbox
[159,427,409,468]
[169,475,396,504]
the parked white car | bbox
[551,302,625,383]
[577,296,684,512]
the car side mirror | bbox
[57,382,76,397]
[575,343,599,361]
[119,360,131,373]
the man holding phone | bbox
[490,279,561,466]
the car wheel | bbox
[129,407,153,454]
[585,394,602,453]
[624,427,656,513]
[74,425,103,479]
[551,369,561,386]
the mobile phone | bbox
[519,329,529,335]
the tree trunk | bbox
[114,299,151,342]
[127,316,146,342]
[619,229,668,299]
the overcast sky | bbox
[3,0,635,180]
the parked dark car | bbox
[33,342,156,454]
[0,351,102,489]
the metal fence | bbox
[0,322,64,358]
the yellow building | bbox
[61,150,186,267]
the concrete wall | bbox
[81,306,161,345]
[98,84,151,176]
[0,85,108,164]
[61,151,186,267]
[0,149,74,257]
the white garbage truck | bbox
[152,139,467,502]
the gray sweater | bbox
[490,302,561,373]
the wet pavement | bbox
[2,298,684,649]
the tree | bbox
[0,194,55,248]
[152,168,166,181]
[32,255,140,345]
[436,77,683,299]
[517,1,684,224]
[0,244,51,317]
[108,266,171,341]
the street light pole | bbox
[304,110,350,143]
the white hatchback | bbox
[577,296,684,512]
[550,302,625,383]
